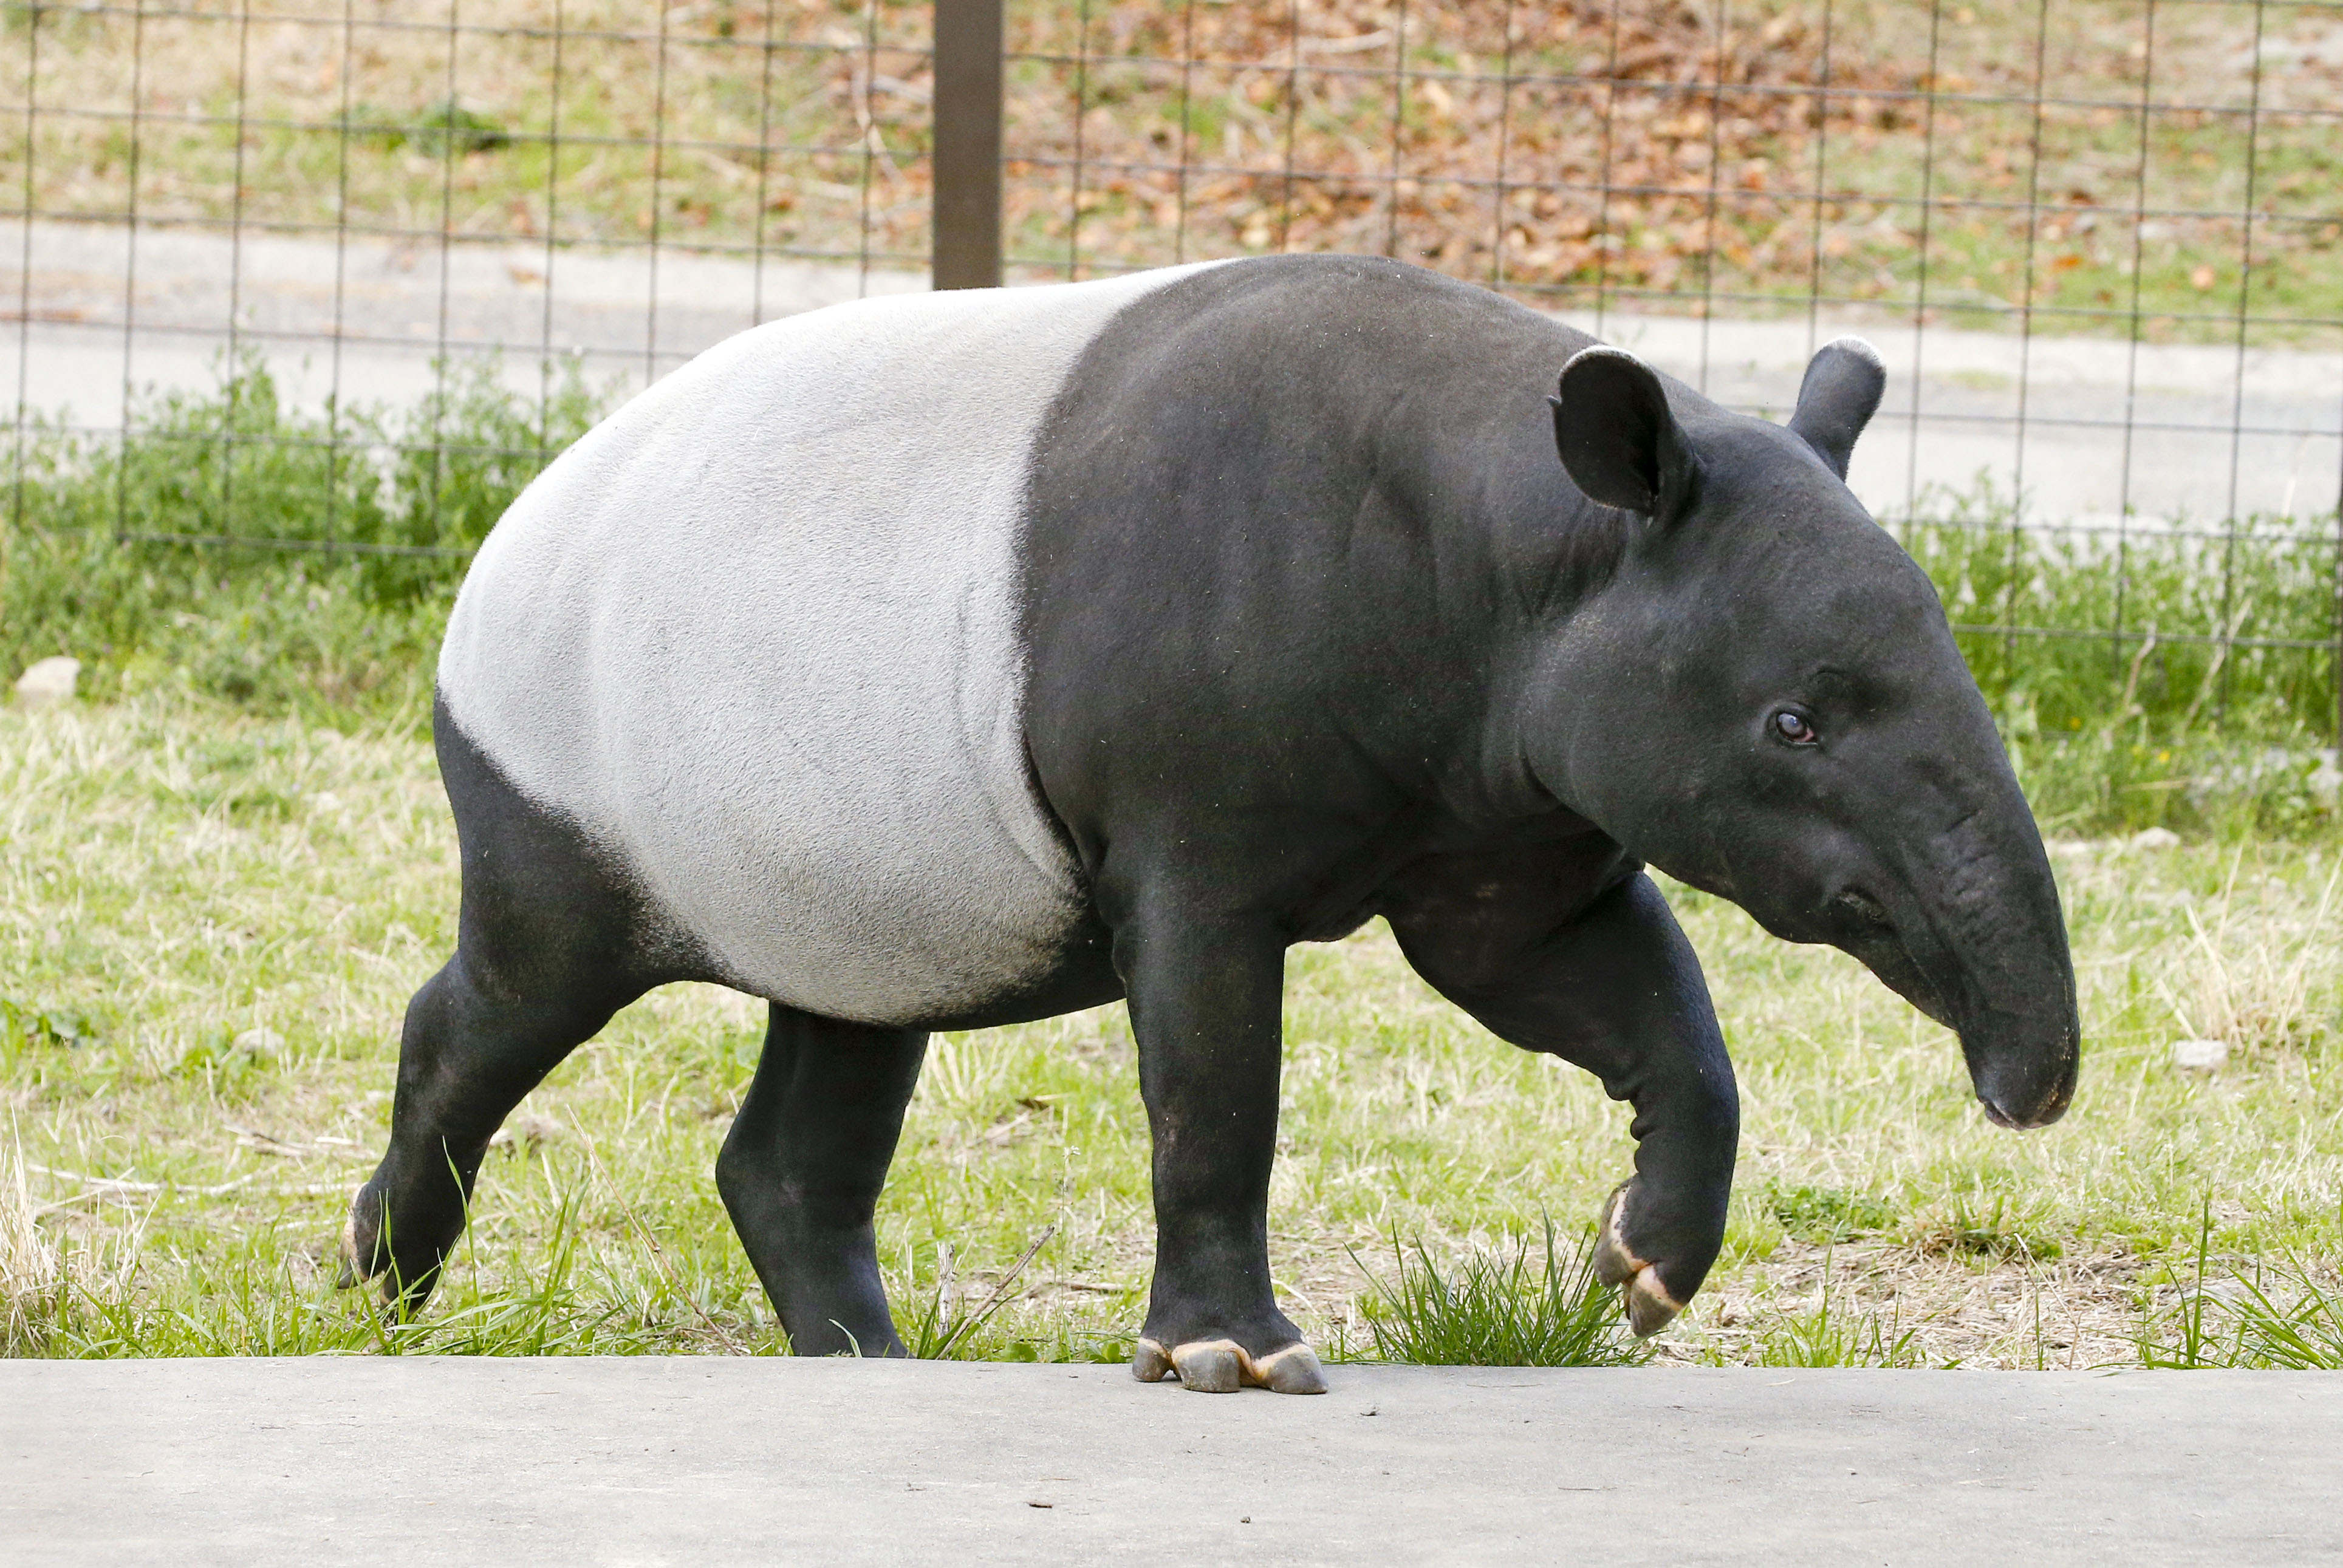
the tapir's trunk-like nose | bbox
[1908,795,2081,1130]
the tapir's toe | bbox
[334,1187,373,1291]
[1169,1338,1248,1392]
[335,1182,417,1319]
[1250,1342,1328,1393]
[333,1219,361,1290]
[1131,1336,1327,1394]
[1595,1181,1688,1337]
[1132,1337,1175,1382]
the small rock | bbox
[233,1026,285,1063]
[13,655,81,710]
[2172,1037,2228,1072]
[2131,827,2182,851]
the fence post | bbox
[932,0,1003,289]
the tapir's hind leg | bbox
[344,699,685,1312]
[717,1004,927,1356]
[346,952,641,1311]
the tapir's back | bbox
[439,265,1221,1025]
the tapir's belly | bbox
[437,267,1217,1024]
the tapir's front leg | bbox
[1388,867,1740,1335]
[1110,902,1327,1395]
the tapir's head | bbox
[1531,339,2078,1130]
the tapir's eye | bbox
[1772,707,1819,746]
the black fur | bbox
[1016,256,2071,1355]
[347,698,706,1307]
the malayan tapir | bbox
[345,254,2081,1393]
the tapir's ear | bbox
[1549,346,1697,521]
[1787,336,1886,480]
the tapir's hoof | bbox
[1131,1337,1327,1394]
[335,1186,410,1317]
[333,1202,366,1290]
[1595,1182,1688,1338]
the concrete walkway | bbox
[2,1359,2336,1564]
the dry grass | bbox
[1,1132,139,1353]
[0,1141,61,1351]
[2,693,2340,1363]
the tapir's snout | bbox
[1898,789,2082,1133]
[1799,771,2081,1134]
[1967,1014,2080,1129]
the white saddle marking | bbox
[439,263,1224,1023]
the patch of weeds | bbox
[2137,1205,2238,1368]
[167,735,302,823]
[1893,480,2343,839]
[2,1140,140,1355]
[354,98,509,157]
[1751,1248,1941,1369]
[3,351,610,725]
[0,1000,100,1054]
[1767,1182,1899,1244]
[2137,1204,2343,1369]
[965,1321,1135,1366]
[903,1228,1056,1361]
[1353,1218,1651,1368]
[1910,1193,2064,1264]
[1,1148,66,1354]
[171,1028,281,1098]
[341,1184,750,1358]
[173,775,302,826]
[374,1189,609,1355]
[2224,1266,2343,1370]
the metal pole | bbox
[932,0,1004,290]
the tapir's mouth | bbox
[1978,1072,2076,1130]
[1829,887,2078,1130]
[1827,887,1958,1028]
[1979,1091,2067,1131]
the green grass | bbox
[1351,1220,1652,1367]
[2133,1204,2343,1370]
[3,356,609,727]
[1889,486,2343,840]
[1765,1182,1900,1246]
[1740,1249,1938,1369]
[4,691,2341,1368]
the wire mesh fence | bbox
[4,0,937,568]
[999,0,2343,746]
[6,0,2343,742]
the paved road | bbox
[2,1358,2336,1564]
[7,217,2341,531]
